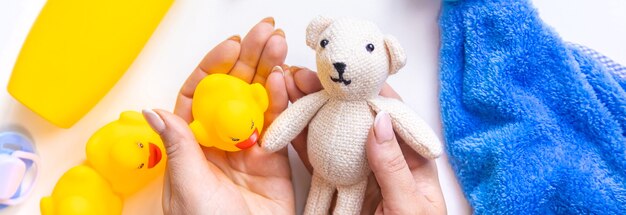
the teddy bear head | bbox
[306,16,406,100]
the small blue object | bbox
[439,0,626,213]
[0,132,39,209]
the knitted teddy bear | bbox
[261,16,443,215]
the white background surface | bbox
[0,0,625,214]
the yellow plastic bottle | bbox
[189,74,269,152]
[8,0,173,128]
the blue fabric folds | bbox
[438,0,626,213]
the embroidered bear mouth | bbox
[330,76,351,86]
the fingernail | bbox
[281,64,290,71]
[143,109,166,133]
[272,28,285,38]
[284,68,292,77]
[272,66,285,75]
[289,65,302,72]
[261,17,275,26]
[374,111,393,143]
[227,35,241,43]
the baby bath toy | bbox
[85,112,165,195]
[41,166,122,215]
[189,74,268,152]
[0,132,39,209]
[40,111,166,215]
[261,17,443,214]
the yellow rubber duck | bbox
[189,74,268,151]
[40,165,122,215]
[41,111,166,215]
[86,111,165,196]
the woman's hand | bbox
[142,17,294,215]
[284,67,446,214]
[364,111,447,214]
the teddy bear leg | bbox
[332,179,367,215]
[304,174,336,215]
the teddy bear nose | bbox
[333,62,346,75]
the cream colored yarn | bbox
[262,16,442,215]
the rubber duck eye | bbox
[138,163,144,169]
[231,137,240,142]
[138,142,144,148]
[366,43,375,53]
[320,39,329,48]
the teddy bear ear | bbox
[306,16,334,49]
[384,35,407,74]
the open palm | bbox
[146,17,294,214]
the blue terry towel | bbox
[438,0,626,213]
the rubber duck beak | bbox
[235,129,259,150]
[147,143,162,169]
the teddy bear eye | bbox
[366,43,375,53]
[320,39,329,48]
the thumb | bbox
[366,111,419,211]
[142,109,216,194]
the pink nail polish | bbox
[142,109,166,133]
[374,111,393,143]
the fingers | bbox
[293,67,323,94]
[230,17,276,83]
[284,68,306,102]
[264,66,288,129]
[181,36,242,101]
[176,17,283,121]
[380,82,402,100]
[142,109,218,187]
[398,140,437,179]
[253,30,288,84]
[284,66,321,172]
[366,111,419,213]
[259,67,289,158]
[197,35,242,75]
[290,129,314,173]
[174,95,195,123]
[284,66,323,103]
[175,36,241,122]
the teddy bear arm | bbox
[262,91,329,152]
[368,97,443,159]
